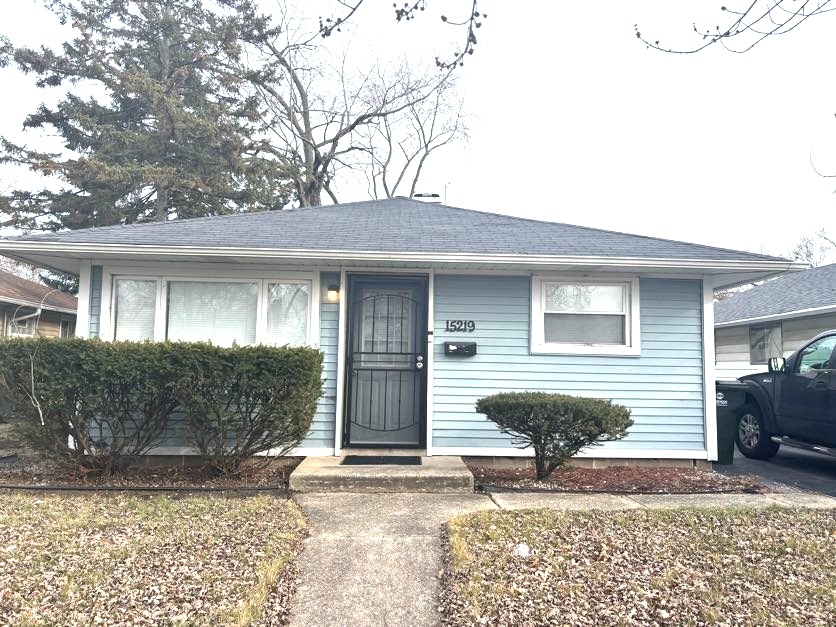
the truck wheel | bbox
[735,404,780,460]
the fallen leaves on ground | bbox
[0,492,306,625]
[0,454,300,489]
[468,464,767,493]
[440,508,836,626]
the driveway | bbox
[717,447,836,497]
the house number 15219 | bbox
[445,320,476,332]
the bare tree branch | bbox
[636,1,835,54]
[317,0,487,68]
[358,77,468,199]
[240,4,467,206]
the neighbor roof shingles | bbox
[0,270,77,312]
[715,263,836,324]
[10,198,788,262]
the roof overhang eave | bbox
[715,303,836,328]
[0,241,807,279]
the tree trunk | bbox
[155,186,169,222]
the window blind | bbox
[166,281,258,346]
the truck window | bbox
[796,335,836,374]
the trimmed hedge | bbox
[0,338,323,474]
[475,392,633,479]
[172,343,324,474]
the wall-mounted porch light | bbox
[326,285,340,303]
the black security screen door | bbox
[345,275,428,447]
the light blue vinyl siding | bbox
[299,271,339,450]
[432,276,706,453]
[88,265,103,338]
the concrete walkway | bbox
[288,490,836,627]
[288,493,494,627]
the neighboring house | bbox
[0,270,77,338]
[715,263,836,380]
[0,199,802,464]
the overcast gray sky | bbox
[2,0,836,262]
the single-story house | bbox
[715,262,836,380]
[0,269,77,338]
[0,199,803,463]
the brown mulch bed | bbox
[468,463,769,494]
[0,453,301,490]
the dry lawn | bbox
[442,508,836,626]
[0,492,306,625]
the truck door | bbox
[775,334,836,444]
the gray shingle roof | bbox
[0,270,77,312]
[10,198,787,262]
[715,263,836,324]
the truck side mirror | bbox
[767,356,785,373]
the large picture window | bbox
[109,273,315,347]
[531,276,640,355]
[167,281,258,346]
[749,323,782,365]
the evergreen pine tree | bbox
[1,0,290,231]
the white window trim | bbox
[747,321,782,366]
[7,318,36,337]
[104,270,319,348]
[530,275,641,356]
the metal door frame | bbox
[342,273,429,448]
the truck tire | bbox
[735,404,780,460]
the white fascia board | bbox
[0,241,807,274]
[715,304,836,328]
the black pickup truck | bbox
[716,330,836,460]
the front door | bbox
[344,275,428,447]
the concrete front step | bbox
[289,455,474,493]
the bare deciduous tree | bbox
[360,78,468,199]
[241,3,467,207]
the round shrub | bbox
[475,392,633,480]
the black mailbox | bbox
[444,341,477,357]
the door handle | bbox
[813,381,827,390]
[415,362,424,370]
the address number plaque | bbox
[445,320,476,332]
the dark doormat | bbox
[341,455,422,466]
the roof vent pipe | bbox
[411,192,442,204]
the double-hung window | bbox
[531,276,640,355]
[748,323,781,365]
[110,275,315,347]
